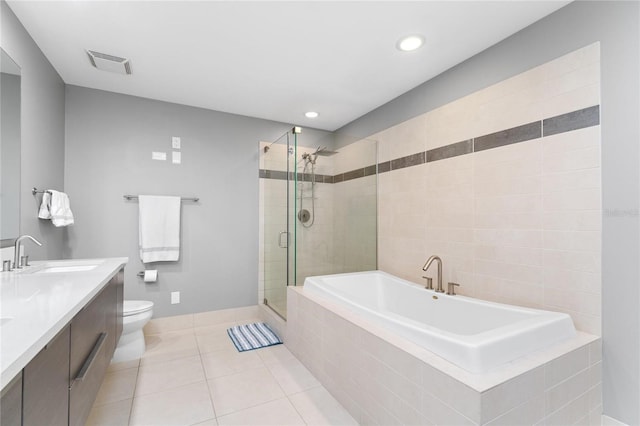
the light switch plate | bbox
[171,291,180,304]
[172,137,181,149]
[172,151,181,164]
[152,151,167,161]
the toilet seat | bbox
[123,300,154,316]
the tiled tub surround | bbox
[288,287,602,425]
[373,43,602,335]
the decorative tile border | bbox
[259,105,600,182]
[377,161,391,174]
[391,152,425,170]
[543,105,600,136]
[259,169,334,183]
[427,139,473,162]
[474,121,541,152]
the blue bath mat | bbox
[227,322,282,352]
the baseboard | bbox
[602,415,628,426]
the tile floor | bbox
[87,316,358,426]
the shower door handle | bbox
[278,231,289,248]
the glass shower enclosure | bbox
[260,128,377,319]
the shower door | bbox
[262,130,297,319]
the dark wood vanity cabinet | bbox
[110,268,124,358]
[23,326,71,426]
[69,270,123,426]
[0,372,22,426]
[12,267,124,426]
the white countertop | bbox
[0,257,128,389]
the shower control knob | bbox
[298,209,311,223]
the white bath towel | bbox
[138,195,181,263]
[38,190,75,227]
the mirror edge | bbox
[1,47,22,246]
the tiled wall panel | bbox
[371,43,602,334]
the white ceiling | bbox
[7,1,570,131]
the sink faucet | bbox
[422,255,444,293]
[14,235,43,269]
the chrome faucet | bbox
[422,255,444,293]
[13,235,43,269]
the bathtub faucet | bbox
[422,255,444,293]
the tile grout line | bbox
[262,345,316,425]
[542,386,593,422]
[284,391,311,426]
[127,359,142,426]
[127,330,213,418]
[197,331,219,425]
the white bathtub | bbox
[303,270,576,373]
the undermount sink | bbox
[35,265,99,274]
[19,259,104,274]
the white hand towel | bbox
[48,190,75,227]
[138,195,181,263]
[38,191,52,219]
[38,190,74,226]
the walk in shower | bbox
[259,128,377,319]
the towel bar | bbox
[123,195,199,202]
[32,187,50,195]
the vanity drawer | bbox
[1,372,23,426]
[23,326,70,426]
[69,281,113,426]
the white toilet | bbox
[112,300,154,363]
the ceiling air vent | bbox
[86,50,132,75]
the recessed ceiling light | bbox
[397,35,425,52]
[305,111,319,118]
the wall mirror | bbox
[1,48,21,248]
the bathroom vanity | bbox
[0,257,126,426]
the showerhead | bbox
[314,146,338,157]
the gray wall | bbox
[64,85,330,317]
[336,1,639,423]
[1,0,66,259]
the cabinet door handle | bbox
[72,332,107,386]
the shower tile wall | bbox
[295,147,336,284]
[332,141,378,273]
[373,43,602,334]
[258,141,337,309]
[259,138,377,304]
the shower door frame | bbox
[262,129,299,320]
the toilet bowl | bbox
[111,300,154,363]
